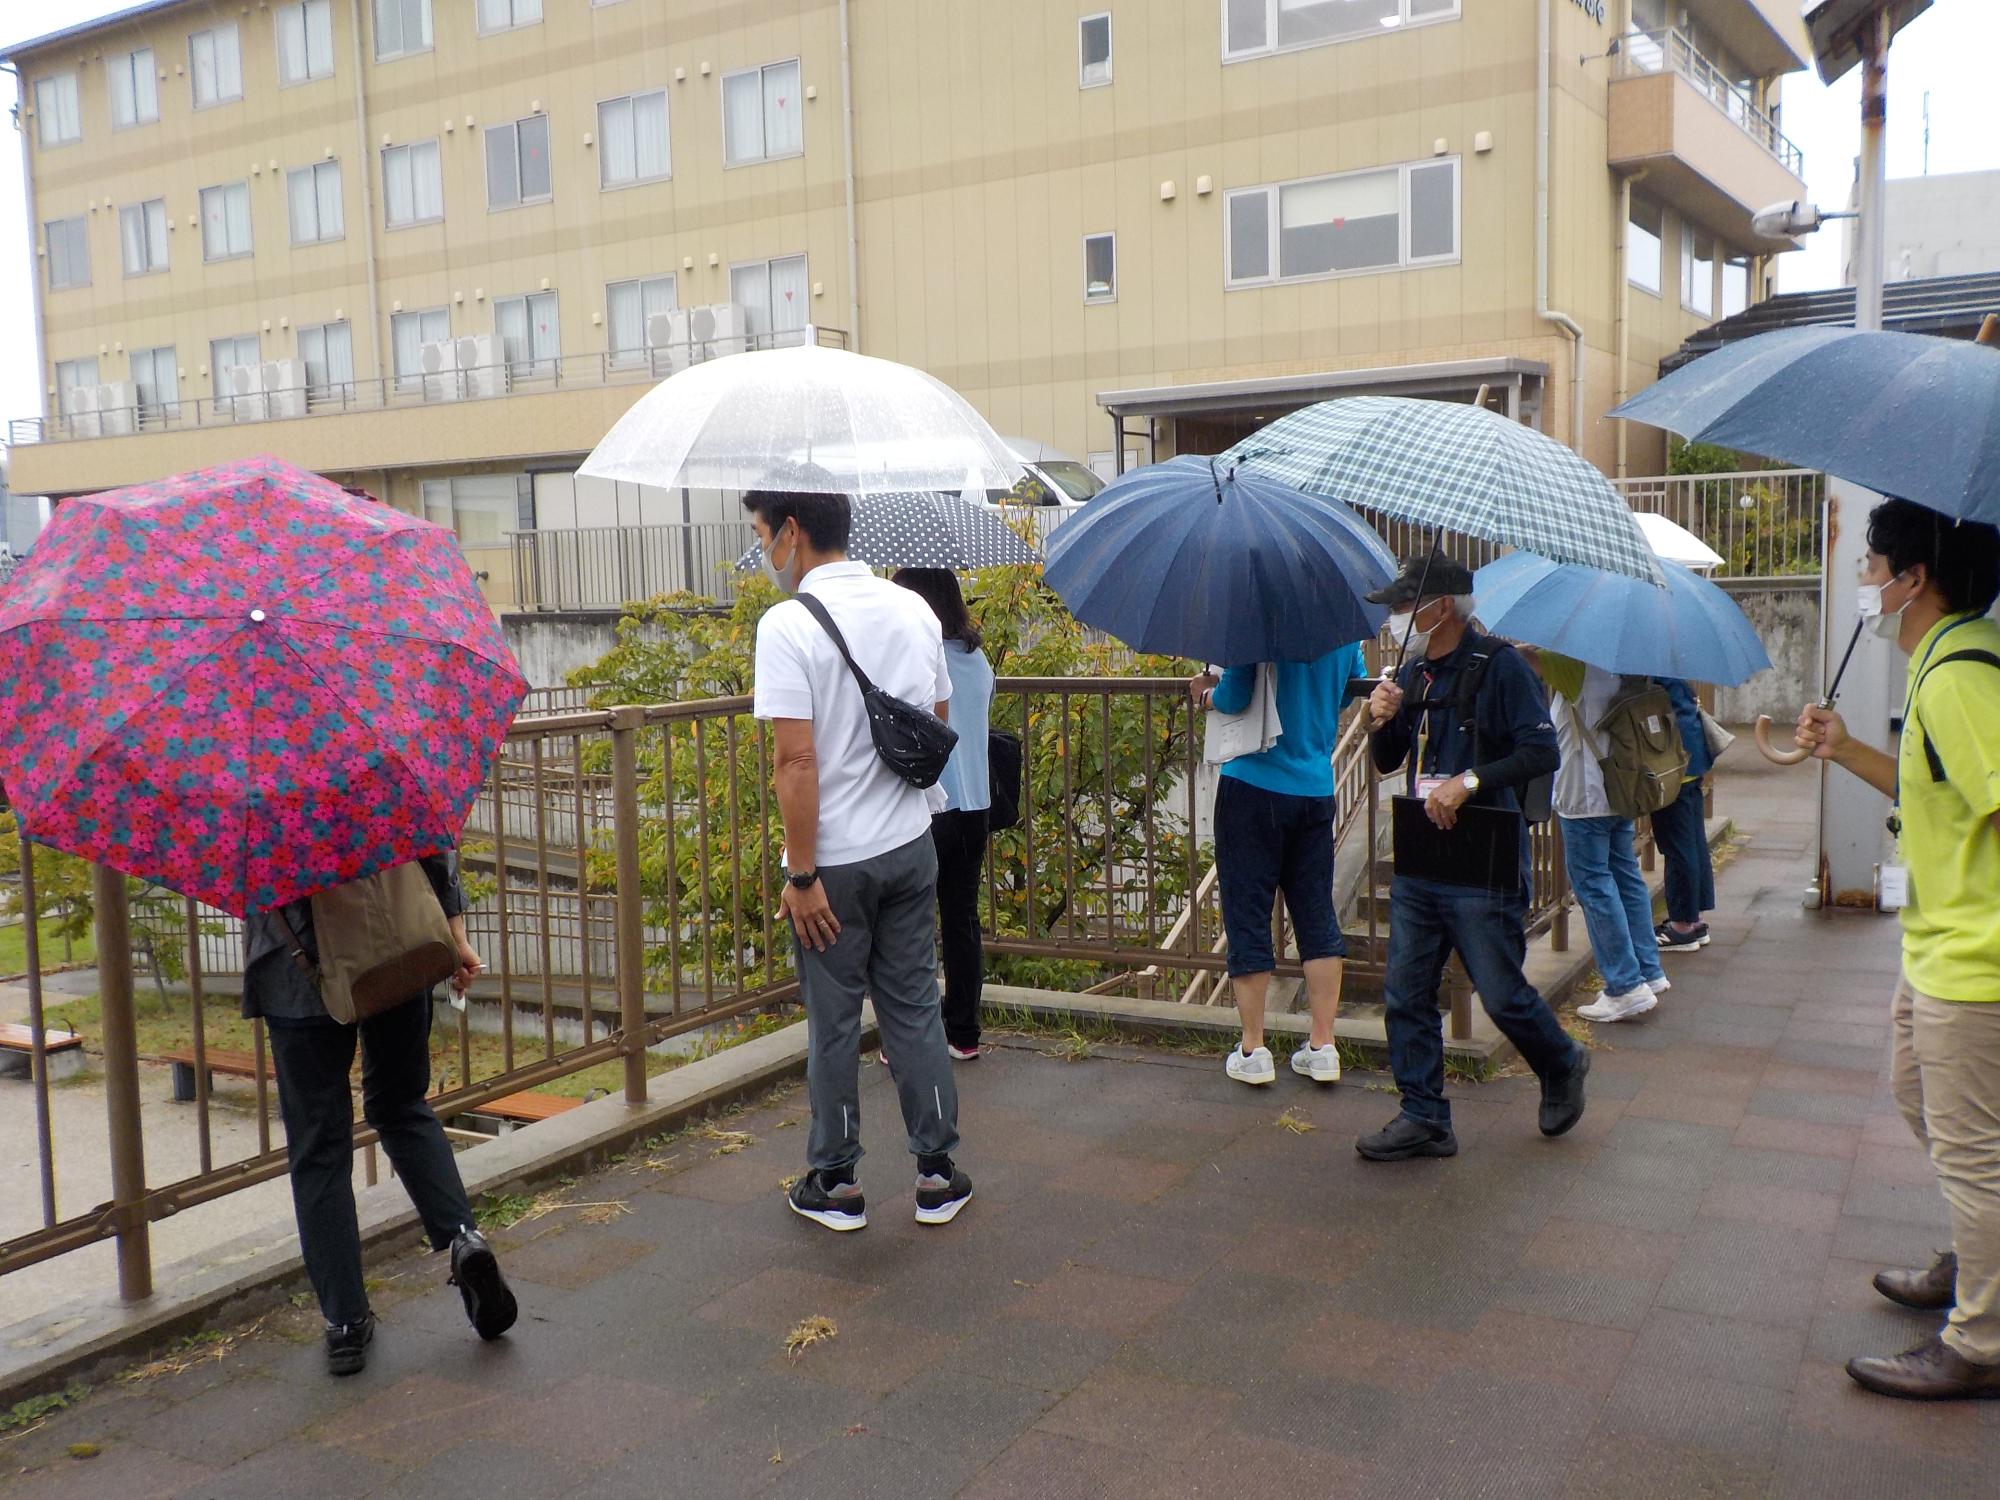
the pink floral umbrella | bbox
[0,457,526,916]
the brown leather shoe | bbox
[1873,1250,1957,1311]
[1847,1334,2000,1401]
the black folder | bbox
[1391,796,1522,894]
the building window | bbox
[599,91,670,188]
[486,116,552,209]
[1224,157,1458,287]
[1080,14,1112,86]
[288,161,345,244]
[277,0,335,86]
[44,216,90,290]
[200,182,254,260]
[606,275,678,365]
[209,334,261,417]
[298,321,355,403]
[476,0,542,35]
[130,346,178,425]
[1224,0,1459,62]
[374,0,432,59]
[422,474,531,544]
[1722,255,1751,318]
[119,200,169,276]
[1628,197,1663,295]
[382,140,444,227]
[110,49,159,128]
[55,359,100,426]
[1681,227,1715,317]
[190,25,244,108]
[729,255,810,346]
[35,74,80,146]
[1084,233,1116,302]
[722,59,803,166]
[494,292,560,377]
[391,307,449,388]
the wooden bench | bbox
[160,1046,274,1103]
[0,1022,85,1080]
[472,1090,581,1134]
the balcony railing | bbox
[5,327,848,449]
[1616,29,1805,177]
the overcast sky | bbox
[2,0,1996,472]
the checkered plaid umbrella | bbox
[736,491,1039,572]
[1224,397,1663,585]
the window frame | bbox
[209,333,261,385]
[287,159,345,246]
[597,89,672,190]
[1079,13,1113,88]
[605,274,680,366]
[492,290,561,377]
[1627,196,1665,297]
[381,139,445,229]
[391,306,451,389]
[44,215,90,290]
[1221,0,1461,64]
[199,182,255,262]
[727,254,811,345]
[130,345,180,425]
[720,58,805,168]
[1681,225,1716,318]
[1223,156,1460,290]
[373,0,433,62]
[119,199,170,277]
[34,74,81,148]
[55,359,101,421]
[1721,254,1752,319]
[1083,232,1117,303]
[297,320,356,404]
[475,0,543,37]
[485,115,553,211]
[110,48,160,130]
[276,0,337,88]
[189,24,244,109]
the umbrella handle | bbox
[1753,713,1815,767]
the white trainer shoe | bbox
[1225,1045,1277,1086]
[1646,975,1671,995]
[1577,986,1658,1023]
[1290,1042,1342,1085]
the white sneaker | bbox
[1290,1042,1342,1085]
[1647,975,1671,995]
[1225,1045,1276,1086]
[1577,986,1658,1023]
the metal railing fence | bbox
[1614,469,1825,578]
[1615,29,1805,176]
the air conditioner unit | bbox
[262,360,307,420]
[690,302,748,360]
[454,335,507,399]
[96,382,139,436]
[649,308,691,373]
[224,363,267,422]
[65,383,101,439]
[418,339,459,402]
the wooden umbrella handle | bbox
[1754,715,1813,766]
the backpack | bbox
[1446,640,1555,825]
[1913,649,2000,785]
[1590,676,1689,819]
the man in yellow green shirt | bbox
[1796,498,2000,1402]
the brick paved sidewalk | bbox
[6,759,1998,1499]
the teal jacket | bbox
[1212,643,1368,799]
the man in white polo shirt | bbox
[746,486,973,1234]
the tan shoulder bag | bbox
[282,861,459,1025]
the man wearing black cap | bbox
[1356,552,1589,1160]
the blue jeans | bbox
[1214,776,1346,978]
[1383,879,1581,1129]
[1559,815,1664,995]
[1649,778,1713,926]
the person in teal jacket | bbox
[1192,639,1368,1088]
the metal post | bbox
[609,708,648,1104]
[21,838,57,1226]
[94,866,152,1302]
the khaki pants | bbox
[1891,975,2000,1365]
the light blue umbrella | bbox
[1472,552,1770,686]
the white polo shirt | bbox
[752,561,953,868]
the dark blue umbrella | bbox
[1473,552,1771,687]
[1610,327,2000,525]
[1042,455,1394,663]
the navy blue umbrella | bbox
[1610,327,2000,525]
[1042,455,1394,664]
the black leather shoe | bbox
[1847,1334,2000,1401]
[1874,1249,1957,1311]
[449,1228,518,1341]
[1539,1048,1591,1137]
[1356,1115,1459,1161]
[325,1314,375,1377]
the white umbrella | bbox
[1633,511,1726,573]
[580,341,1023,496]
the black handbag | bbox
[797,593,959,789]
[987,729,1023,831]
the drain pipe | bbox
[349,0,385,384]
[839,0,861,350]
[7,64,52,439]
[1613,170,1645,477]
[1536,0,1585,452]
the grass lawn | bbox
[0,917,95,976]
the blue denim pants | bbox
[1559,815,1664,996]
[1383,878,1581,1129]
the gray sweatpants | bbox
[797,831,961,1175]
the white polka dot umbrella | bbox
[735,492,1040,571]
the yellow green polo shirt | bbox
[1898,612,2000,1002]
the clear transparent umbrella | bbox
[580,341,1023,496]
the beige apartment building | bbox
[6,0,1810,609]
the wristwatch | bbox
[787,868,819,890]
[1460,772,1482,794]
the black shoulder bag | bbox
[796,593,959,789]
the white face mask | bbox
[760,527,800,594]
[1388,605,1434,651]
[1857,571,1909,642]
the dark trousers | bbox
[932,809,990,1049]
[1213,776,1346,978]
[1649,777,1713,926]
[1383,879,1581,1129]
[267,994,474,1327]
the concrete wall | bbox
[502,610,630,690]
[1713,577,1819,727]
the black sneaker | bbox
[449,1228,519,1340]
[325,1314,375,1377]
[789,1171,868,1232]
[1356,1115,1459,1161]
[1539,1048,1591,1138]
[914,1164,973,1225]
[1655,922,1709,951]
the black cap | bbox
[1366,549,1475,608]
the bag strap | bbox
[796,592,878,698]
[275,901,319,982]
[1453,638,1505,766]
[1914,648,2000,784]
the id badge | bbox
[1415,776,1451,799]
[1878,863,1909,912]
